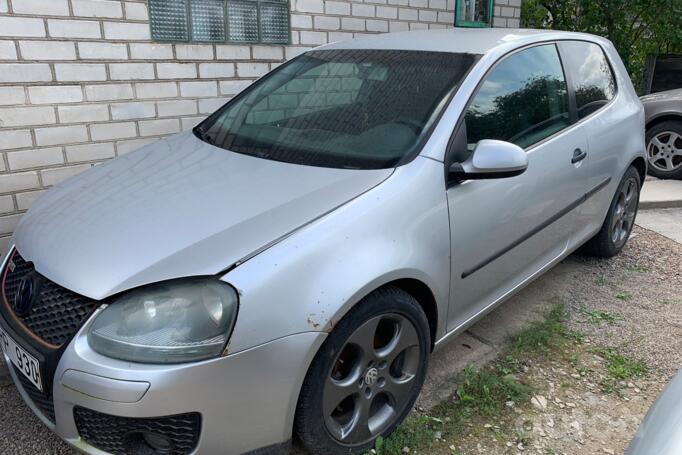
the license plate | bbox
[0,326,43,392]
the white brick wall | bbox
[49,19,102,39]
[0,0,519,250]
[13,0,70,16]
[78,42,129,59]
[29,86,83,104]
[55,63,108,81]
[72,0,124,18]
[85,83,134,101]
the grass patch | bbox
[657,298,678,305]
[597,348,648,380]
[580,308,624,325]
[576,366,590,377]
[373,415,438,455]
[593,347,648,393]
[616,292,633,301]
[454,364,530,417]
[369,305,588,454]
[511,305,572,354]
[627,265,649,273]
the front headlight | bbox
[87,278,238,364]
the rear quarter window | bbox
[560,41,616,119]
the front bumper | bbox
[4,314,326,455]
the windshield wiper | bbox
[193,125,214,145]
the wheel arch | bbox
[645,113,682,130]
[384,278,438,351]
[304,276,440,359]
[630,156,647,183]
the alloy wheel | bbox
[610,177,638,247]
[647,131,682,172]
[322,313,421,446]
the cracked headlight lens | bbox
[88,278,238,364]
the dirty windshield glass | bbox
[197,49,477,169]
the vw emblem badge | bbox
[364,367,379,386]
[14,274,37,317]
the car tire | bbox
[294,286,430,455]
[646,120,682,179]
[584,166,641,258]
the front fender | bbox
[223,156,451,354]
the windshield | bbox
[197,49,478,169]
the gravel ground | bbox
[0,385,72,454]
[435,225,682,454]
[0,226,679,454]
[567,226,682,377]
[446,346,663,455]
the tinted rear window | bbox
[560,41,616,119]
[198,49,477,169]
[650,55,682,93]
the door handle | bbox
[571,148,587,164]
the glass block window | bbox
[190,0,226,41]
[227,1,259,42]
[149,0,290,44]
[454,0,493,27]
[150,0,189,41]
[260,3,289,43]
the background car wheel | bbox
[584,166,641,258]
[646,120,682,179]
[295,286,430,455]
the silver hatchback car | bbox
[0,29,645,455]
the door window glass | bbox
[464,44,570,151]
[561,41,616,119]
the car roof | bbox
[317,28,607,55]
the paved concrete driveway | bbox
[636,208,682,243]
[640,177,682,209]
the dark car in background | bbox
[642,88,682,179]
[641,55,682,179]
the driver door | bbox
[446,43,590,331]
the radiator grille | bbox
[2,250,99,346]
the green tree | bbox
[521,0,682,92]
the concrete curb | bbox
[640,178,682,210]
[640,199,682,210]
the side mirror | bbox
[448,139,528,181]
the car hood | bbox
[14,132,393,300]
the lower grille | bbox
[12,365,55,423]
[73,407,202,455]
